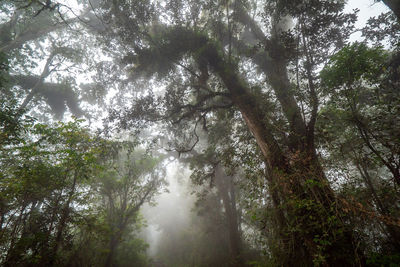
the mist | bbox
[141,162,195,260]
[1,0,398,266]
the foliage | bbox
[2,0,400,266]
[0,118,164,266]
[318,39,400,260]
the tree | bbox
[319,42,400,256]
[190,153,246,266]
[0,0,107,119]
[2,0,399,265]
[148,164,250,267]
[0,119,102,266]
[0,117,164,266]
[99,0,363,264]
[95,146,165,267]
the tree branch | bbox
[18,52,56,111]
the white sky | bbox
[346,0,390,41]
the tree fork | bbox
[198,32,363,266]
[135,27,364,266]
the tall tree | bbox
[0,119,102,266]
[95,146,164,267]
[100,0,362,264]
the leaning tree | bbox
[93,0,370,265]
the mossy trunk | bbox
[148,28,365,266]
[208,48,363,266]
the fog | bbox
[141,162,195,260]
[1,0,398,266]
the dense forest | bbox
[0,0,399,266]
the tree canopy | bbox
[0,0,399,266]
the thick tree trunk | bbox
[202,45,363,266]
[140,27,364,265]
[382,0,400,20]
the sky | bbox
[346,0,390,41]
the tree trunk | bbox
[48,171,78,266]
[105,235,119,267]
[215,165,243,266]
[204,46,363,266]
[139,27,364,265]
[382,0,400,20]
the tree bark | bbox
[105,235,119,267]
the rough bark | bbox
[234,6,307,151]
